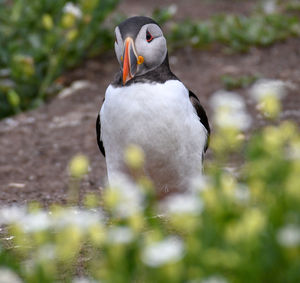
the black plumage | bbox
[96,114,105,157]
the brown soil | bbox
[1,1,299,206]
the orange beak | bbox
[122,37,140,85]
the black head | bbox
[114,16,168,85]
[118,16,159,39]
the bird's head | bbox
[114,16,167,85]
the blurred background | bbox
[1,1,300,282]
[0,0,300,206]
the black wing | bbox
[96,113,105,157]
[189,90,210,152]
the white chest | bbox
[100,80,207,190]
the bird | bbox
[96,16,210,194]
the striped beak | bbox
[122,37,138,85]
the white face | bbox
[114,23,167,77]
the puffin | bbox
[96,16,210,193]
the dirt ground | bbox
[1,1,299,206]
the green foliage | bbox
[166,12,300,52]
[1,93,300,282]
[0,0,119,119]
[221,74,260,90]
[279,0,300,12]
[152,5,177,26]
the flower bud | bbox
[42,14,53,30]
[69,154,89,178]
[124,144,145,170]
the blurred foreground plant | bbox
[1,81,300,282]
[0,0,119,119]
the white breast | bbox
[100,80,208,192]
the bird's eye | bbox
[146,30,153,43]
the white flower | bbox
[214,104,251,130]
[141,236,184,267]
[21,211,51,233]
[263,0,277,14]
[37,244,56,261]
[0,68,10,77]
[109,174,145,218]
[277,224,300,247]
[190,175,211,193]
[63,2,82,18]
[160,193,203,215]
[287,141,300,160]
[23,260,34,278]
[0,206,26,225]
[0,206,104,235]
[3,118,19,131]
[52,208,104,230]
[168,4,178,15]
[107,227,134,244]
[191,36,200,44]
[201,275,228,283]
[234,184,250,203]
[210,90,245,110]
[250,79,291,101]
[0,268,23,283]
[72,277,98,283]
[210,90,252,130]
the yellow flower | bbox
[226,208,266,243]
[83,193,99,208]
[124,144,145,170]
[7,90,20,108]
[62,13,76,28]
[211,127,242,154]
[42,14,53,30]
[81,0,98,12]
[280,121,298,142]
[244,208,266,235]
[55,226,82,261]
[13,55,35,77]
[263,126,284,150]
[88,225,106,245]
[170,214,199,232]
[285,167,300,200]
[202,189,218,210]
[66,29,78,41]
[221,174,236,199]
[249,180,264,200]
[203,248,240,268]
[258,95,281,119]
[138,176,154,194]
[128,213,144,232]
[102,188,120,209]
[69,154,89,178]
